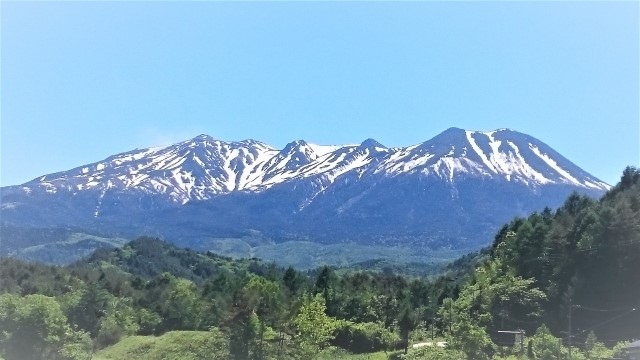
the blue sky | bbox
[1,1,638,186]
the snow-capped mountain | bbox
[12,128,607,204]
[374,128,607,187]
[0,128,609,256]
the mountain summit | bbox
[1,128,608,254]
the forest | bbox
[0,166,638,360]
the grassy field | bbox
[93,331,400,360]
[317,348,398,359]
[93,331,228,360]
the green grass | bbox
[93,330,229,360]
[317,347,400,359]
[94,333,398,360]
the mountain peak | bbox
[192,134,215,142]
[282,140,310,152]
[359,138,386,149]
[422,127,468,147]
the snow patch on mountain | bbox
[465,130,498,173]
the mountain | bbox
[0,128,609,264]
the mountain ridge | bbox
[0,127,609,258]
[6,128,608,201]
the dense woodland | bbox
[0,167,638,360]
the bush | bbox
[332,321,401,353]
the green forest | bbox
[0,167,638,360]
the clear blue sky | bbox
[1,1,638,186]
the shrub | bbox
[332,321,401,353]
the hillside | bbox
[486,166,640,341]
[432,166,640,359]
[93,330,229,360]
[77,236,248,284]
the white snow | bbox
[42,183,57,194]
[401,154,435,173]
[433,157,467,181]
[529,144,581,185]
[465,131,498,173]
[504,141,550,184]
[374,146,434,175]
[93,188,108,218]
[237,149,279,188]
[485,132,509,172]
[307,143,341,156]
[1,202,17,210]
[316,151,372,183]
